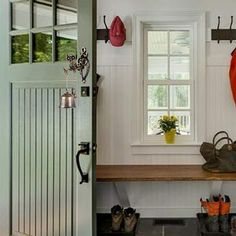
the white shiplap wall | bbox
[96,0,236,217]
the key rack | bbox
[211,16,236,43]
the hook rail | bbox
[212,16,236,43]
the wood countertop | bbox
[96,165,236,182]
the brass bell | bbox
[60,90,76,108]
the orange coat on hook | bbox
[230,49,236,104]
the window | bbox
[145,28,194,141]
[10,0,77,64]
[132,12,206,150]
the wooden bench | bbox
[96,165,236,211]
[96,165,236,182]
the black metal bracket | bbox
[97,15,110,43]
[211,16,236,43]
[93,86,99,97]
[64,47,90,83]
[81,86,90,97]
[75,142,90,184]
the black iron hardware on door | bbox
[76,142,90,184]
[64,47,90,83]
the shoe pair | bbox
[200,195,231,232]
[111,205,137,232]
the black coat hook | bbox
[97,15,110,43]
[103,15,109,43]
[217,16,221,43]
[103,15,109,31]
[212,15,236,43]
[230,16,234,43]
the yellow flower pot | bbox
[164,130,176,144]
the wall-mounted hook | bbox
[103,15,109,43]
[230,16,234,43]
[212,15,236,43]
[103,15,108,30]
[97,15,110,43]
[217,16,221,44]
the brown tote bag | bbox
[200,131,236,173]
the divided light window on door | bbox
[10,0,78,64]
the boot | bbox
[219,195,230,232]
[111,205,123,231]
[201,196,220,232]
[231,216,236,235]
[124,207,137,232]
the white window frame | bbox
[131,11,206,154]
[144,25,194,142]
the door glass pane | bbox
[148,85,168,109]
[170,111,191,135]
[148,31,168,55]
[148,57,168,80]
[11,1,30,30]
[11,35,29,64]
[57,0,77,25]
[170,56,190,80]
[33,33,52,62]
[170,31,190,55]
[33,0,52,27]
[148,111,166,135]
[170,85,190,109]
[56,29,77,61]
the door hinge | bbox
[92,143,97,152]
[93,86,99,97]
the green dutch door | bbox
[0,0,96,235]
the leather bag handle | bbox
[213,131,230,146]
[214,137,233,159]
[214,137,234,161]
[214,137,233,149]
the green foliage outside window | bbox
[12,35,29,64]
[33,33,52,62]
[56,36,77,61]
[11,33,77,64]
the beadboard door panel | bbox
[11,82,75,236]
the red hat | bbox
[109,16,126,47]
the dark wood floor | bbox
[136,218,199,236]
[97,216,200,236]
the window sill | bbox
[131,142,201,155]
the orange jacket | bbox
[230,49,236,104]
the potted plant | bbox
[158,115,178,144]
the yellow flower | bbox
[162,115,169,121]
[170,115,178,122]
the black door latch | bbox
[75,142,90,184]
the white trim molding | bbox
[131,11,206,155]
[131,143,201,155]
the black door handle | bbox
[75,142,90,184]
